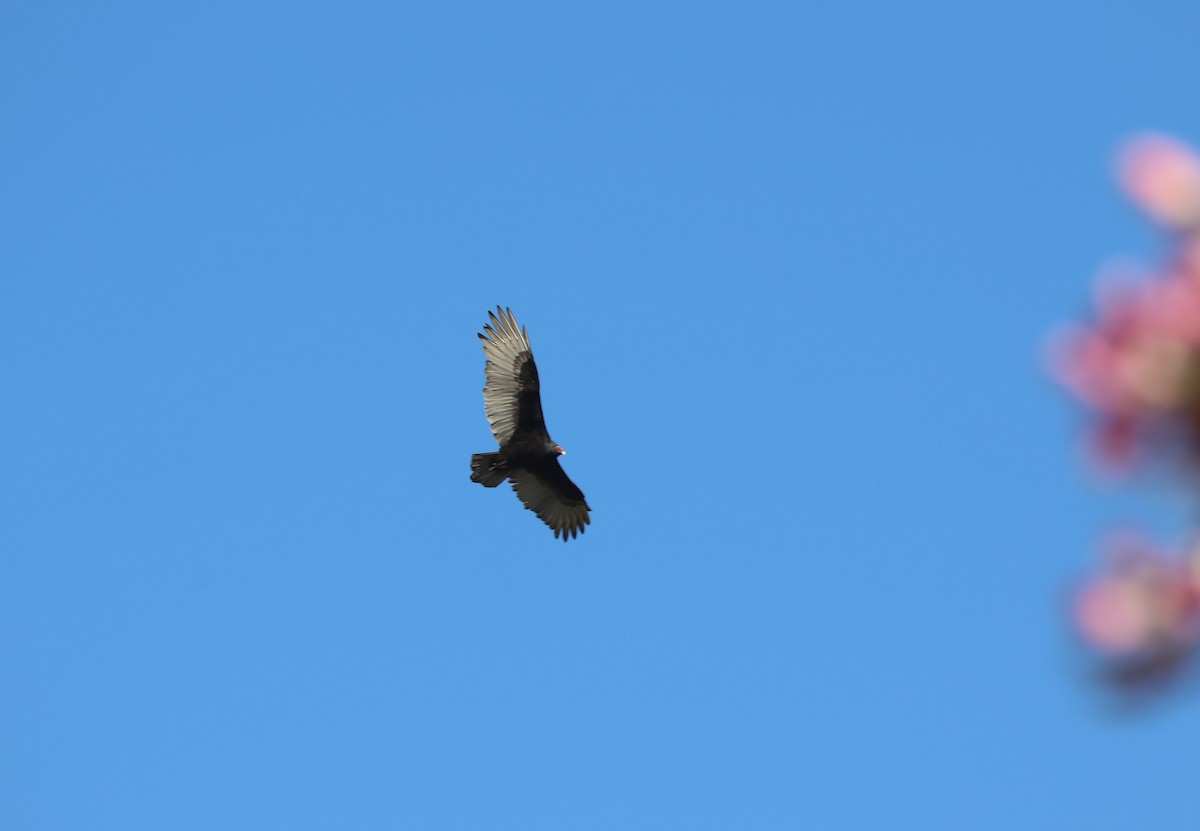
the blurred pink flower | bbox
[1053,269,1200,468]
[1119,134,1200,230]
[1053,135,1200,471]
[1074,535,1200,656]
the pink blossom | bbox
[1053,271,1200,467]
[1051,153,1200,469]
[1119,134,1200,230]
[1073,536,1200,657]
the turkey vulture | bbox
[470,307,591,541]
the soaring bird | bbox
[470,307,591,540]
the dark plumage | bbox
[470,307,591,540]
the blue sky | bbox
[5,1,1200,828]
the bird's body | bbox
[470,307,590,540]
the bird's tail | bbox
[470,452,508,487]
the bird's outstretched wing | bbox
[479,306,545,446]
[509,461,591,541]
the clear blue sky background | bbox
[5,2,1200,828]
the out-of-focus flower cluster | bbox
[1056,136,1200,469]
[1074,535,1200,694]
[1054,134,1200,698]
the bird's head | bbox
[554,444,566,456]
